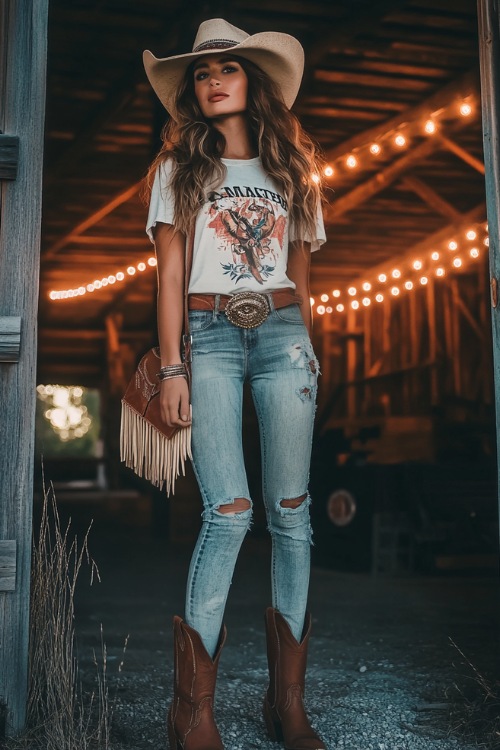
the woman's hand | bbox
[160,377,192,428]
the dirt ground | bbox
[65,503,500,750]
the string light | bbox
[336,303,344,312]
[466,229,476,240]
[394,134,406,148]
[370,143,381,155]
[484,237,489,246]
[348,286,357,296]
[378,273,387,283]
[460,102,472,117]
[324,166,334,177]
[420,276,428,285]
[405,281,413,290]
[470,247,480,258]
[310,297,315,306]
[321,293,329,302]
[392,268,401,279]
[431,251,440,261]
[49,255,160,300]
[424,119,436,134]
[351,300,360,309]
[448,240,458,251]
[413,260,422,270]
[317,305,325,314]
[375,293,384,302]
[362,297,371,306]
[436,267,445,277]
[453,257,462,268]
[346,154,358,169]
[326,306,333,313]
[362,282,372,291]
[332,289,341,297]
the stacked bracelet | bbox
[157,363,188,382]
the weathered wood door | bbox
[0,0,49,735]
[477,1,500,546]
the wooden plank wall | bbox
[0,0,49,735]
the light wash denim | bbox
[184,296,320,657]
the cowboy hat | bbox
[143,18,304,119]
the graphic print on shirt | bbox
[207,189,287,286]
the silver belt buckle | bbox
[225,292,270,329]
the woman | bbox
[143,18,326,750]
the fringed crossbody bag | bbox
[120,234,194,496]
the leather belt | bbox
[188,288,302,312]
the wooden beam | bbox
[43,181,141,260]
[323,68,478,163]
[0,316,21,361]
[0,540,16,592]
[450,277,485,341]
[438,134,485,174]
[400,175,463,222]
[0,134,19,180]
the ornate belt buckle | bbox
[225,292,270,329]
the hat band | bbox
[192,38,239,52]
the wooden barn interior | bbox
[37,0,498,574]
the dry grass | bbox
[2,482,126,750]
[448,637,500,749]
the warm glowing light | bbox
[107,275,116,284]
[324,166,334,177]
[375,293,384,303]
[321,293,329,302]
[378,273,387,283]
[116,272,125,281]
[49,291,58,300]
[370,143,381,155]
[391,286,400,296]
[466,229,477,240]
[405,281,413,290]
[351,300,360,310]
[436,267,445,277]
[317,305,325,315]
[86,283,95,292]
[348,286,357,296]
[448,240,458,251]
[312,173,320,184]
[346,154,358,169]
[137,262,147,272]
[392,268,401,279]
[424,119,436,134]
[394,134,406,147]
[127,267,136,275]
[336,303,344,312]
[310,297,315,307]
[94,280,102,289]
[362,297,371,306]
[332,289,341,298]
[431,251,440,261]
[470,247,480,258]
[484,237,490,247]
[460,102,472,117]
[420,276,428,285]
[101,278,109,287]
[362,282,372,291]
[148,257,157,267]
[453,257,462,268]
[413,260,422,270]
[326,306,333,313]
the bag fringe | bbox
[120,401,192,496]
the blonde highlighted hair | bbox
[143,56,323,242]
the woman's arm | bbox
[154,222,192,428]
[287,242,312,336]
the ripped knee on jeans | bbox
[217,497,251,515]
[280,493,308,510]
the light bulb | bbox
[309,297,315,306]
[148,257,157,266]
[448,240,458,251]
[326,306,333,313]
[101,278,109,287]
[436,267,445,277]
[460,102,472,117]
[484,237,489,246]
[453,257,462,268]
[413,260,422,270]
[348,286,357,296]
[324,166,334,177]
[321,293,329,302]
[137,262,146,272]
[127,267,136,275]
[346,154,358,169]
[362,297,371,306]
[394,134,406,147]
[420,276,428,285]
[49,291,58,300]
[116,272,125,281]
[431,251,440,261]
[392,268,401,279]
[375,293,384,302]
[336,303,344,312]
[362,281,372,291]
[378,273,387,283]
[108,275,116,284]
[317,305,325,314]
[332,289,341,298]
[470,248,480,258]
[370,143,381,155]
[86,284,95,292]
[466,230,476,240]
[351,300,360,310]
[424,119,436,134]
[405,281,413,290]
[391,286,400,296]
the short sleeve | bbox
[289,200,326,253]
[146,159,176,243]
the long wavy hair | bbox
[143,55,324,242]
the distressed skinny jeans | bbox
[185,298,320,657]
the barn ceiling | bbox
[38,0,485,384]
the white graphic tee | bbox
[146,156,326,295]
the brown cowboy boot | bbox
[263,607,326,750]
[167,616,226,750]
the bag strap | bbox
[182,232,195,367]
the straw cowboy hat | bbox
[143,18,304,119]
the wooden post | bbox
[477,0,500,546]
[0,0,49,735]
